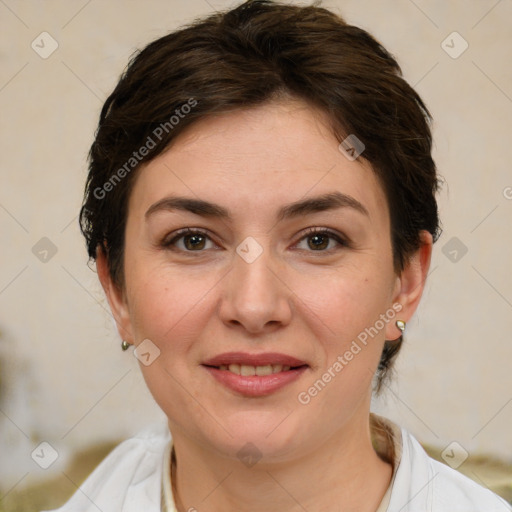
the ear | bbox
[385,230,433,341]
[96,246,134,344]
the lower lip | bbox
[202,365,308,397]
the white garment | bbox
[42,414,512,512]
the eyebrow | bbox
[144,191,369,222]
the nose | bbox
[218,240,293,335]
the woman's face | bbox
[103,99,425,462]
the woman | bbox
[45,1,512,511]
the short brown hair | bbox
[79,0,442,391]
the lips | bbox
[201,352,309,397]
[202,351,308,368]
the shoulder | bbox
[388,422,512,512]
[41,421,171,512]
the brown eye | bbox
[182,233,207,250]
[295,228,347,252]
[307,232,330,250]
[163,228,215,252]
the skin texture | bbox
[97,99,432,512]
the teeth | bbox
[256,365,273,376]
[220,364,293,375]
[228,363,241,375]
[240,364,254,376]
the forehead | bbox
[128,99,389,227]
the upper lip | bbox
[202,352,308,367]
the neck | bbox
[169,412,393,512]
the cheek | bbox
[294,274,390,413]
[292,268,391,345]
[126,263,219,351]
[124,266,221,422]
[290,269,392,402]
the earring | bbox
[395,320,406,334]
[121,340,131,351]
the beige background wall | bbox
[1,0,511,493]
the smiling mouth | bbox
[202,361,310,397]
[204,363,308,376]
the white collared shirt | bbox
[43,414,512,512]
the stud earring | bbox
[395,320,406,334]
[121,340,131,351]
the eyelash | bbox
[162,227,349,254]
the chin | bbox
[207,410,306,461]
